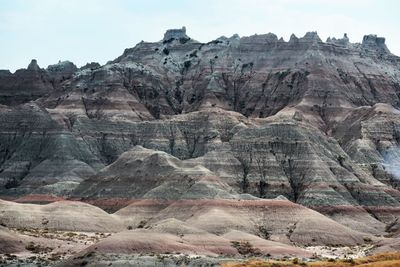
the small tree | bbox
[230,241,261,256]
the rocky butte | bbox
[0,28,400,266]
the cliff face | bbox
[1,28,400,228]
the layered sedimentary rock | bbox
[0,199,123,232]
[1,29,400,259]
[0,60,53,105]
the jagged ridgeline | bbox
[0,27,400,230]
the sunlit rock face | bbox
[0,28,400,228]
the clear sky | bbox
[0,0,399,72]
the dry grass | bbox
[221,252,400,267]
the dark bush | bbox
[162,48,170,55]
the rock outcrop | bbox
[0,60,54,105]
[362,34,390,53]
[0,29,400,263]
[163,26,189,41]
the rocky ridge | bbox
[1,28,400,265]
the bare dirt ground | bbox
[0,228,388,267]
[0,228,111,266]
[0,199,397,266]
[304,245,375,259]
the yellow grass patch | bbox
[221,252,400,267]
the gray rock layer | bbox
[0,29,400,228]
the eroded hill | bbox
[1,28,400,266]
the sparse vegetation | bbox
[230,241,261,256]
[162,47,169,55]
[183,60,191,70]
[258,224,271,240]
[137,220,147,229]
[25,242,52,253]
[337,155,346,167]
[362,236,372,243]
[64,232,77,237]
[222,252,400,267]
[385,217,399,234]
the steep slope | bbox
[0,103,103,198]
[1,28,400,266]
[0,60,77,105]
[72,145,236,203]
[0,28,399,237]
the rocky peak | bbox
[300,31,322,43]
[80,62,101,71]
[230,33,240,40]
[0,70,12,77]
[288,34,299,44]
[362,34,390,53]
[27,59,40,71]
[240,33,278,44]
[343,33,349,42]
[265,33,278,42]
[338,33,350,45]
[327,33,350,46]
[47,60,77,73]
[163,26,189,42]
[1,28,400,265]
[46,60,78,83]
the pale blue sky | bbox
[0,0,399,72]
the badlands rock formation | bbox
[1,28,400,265]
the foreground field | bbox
[0,197,399,266]
[222,252,400,267]
[0,219,399,266]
